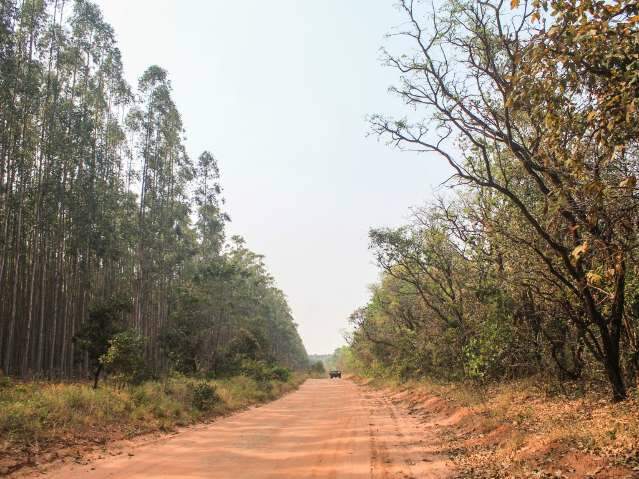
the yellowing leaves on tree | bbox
[619,176,636,189]
[586,271,603,286]
[571,242,589,262]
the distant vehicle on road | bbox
[329,370,341,379]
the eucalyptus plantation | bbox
[0,0,308,379]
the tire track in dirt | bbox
[362,386,453,479]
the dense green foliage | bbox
[356,0,639,400]
[100,330,147,386]
[0,0,307,379]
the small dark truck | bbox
[329,370,342,379]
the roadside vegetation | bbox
[0,371,305,475]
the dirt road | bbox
[43,379,453,478]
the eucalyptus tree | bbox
[194,151,228,258]
[127,65,194,367]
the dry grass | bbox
[0,373,306,476]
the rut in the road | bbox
[365,390,451,478]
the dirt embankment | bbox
[361,378,639,478]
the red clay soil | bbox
[20,379,454,478]
[375,383,639,479]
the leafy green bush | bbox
[270,366,290,382]
[101,330,148,385]
[239,359,290,383]
[462,316,511,381]
[239,359,270,381]
[74,297,132,388]
[192,382,221,411]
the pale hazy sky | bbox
[94,0,451,354]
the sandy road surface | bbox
[43,379,453,478]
